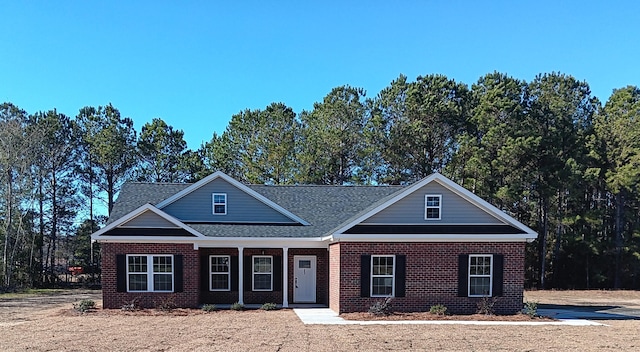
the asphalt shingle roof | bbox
[107,181,404,238]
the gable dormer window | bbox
[425,194,442,220]
[212,193,227,215]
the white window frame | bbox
[212,193,227,215]
[126,254,174,293]
[209,255,231,291]
[252,255,273,291]
[468,254,493,297]
[424,194,442,220]
[370,255,395,297]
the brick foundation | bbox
[329,242,525,314]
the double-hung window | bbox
[468,254,492,297]
[252,256,272,291]
[127,254,173,292]
[210,255,230,291]
[425,194,442,220]
[371,255,395,297]
[212,193,227,215]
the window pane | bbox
[153,256,172,273]
[372,256,394,275]
[153,273,173,291]
[254,257,272,273]
[469,277,491,296]
[299,260,311,269]
[372,277,393,296]
[214,194,226,203]
[426,208,440,219]
[426,196,440,206]
[128,256,147,273]
[211,273,230,290]
[254,273,271,290]
[129,274,147,291]
[211,256,229,273]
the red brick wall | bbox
[329,242,525,314]
[101,242,199,309]
[288,248,329,305]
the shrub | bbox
[154,295,177,312]
[368,297,393,316]
[429,304,448,316]
[121,298,141,312]
[476,296,499,315]
[74,299,96,313]
[202,304,218,312]
[230,302,244,311]
[523,301,538,317]
[260,302,278,311]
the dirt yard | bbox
[1,290,639,351]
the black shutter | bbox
[360,255,371,297]
[395,255,406,298]
[174,255,183,292]
[492,254,504,297]
[116,254,127,292]
[273,256,282,291]
[230,256,239,291]
[457,254,469,297]
[244,256,252,291]
[200,255,209,291]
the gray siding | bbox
[362,182,502,224]
[122,211,178,227]
[162,178,297,223]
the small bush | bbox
[121,298,141,312]
[230,302,244,311]
[202,304,218,312]
[476,296,499,315]
[523,301,538,317]
[368,297,393,316]
[154,295,177,312]
[74,299,96,313]
[260,302,278,311]
[429,304,448,316]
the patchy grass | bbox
[1,290,640,351]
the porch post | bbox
[282,247,289,308]
[238,246,244,305]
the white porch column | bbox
[238,246,244,305]
[282,247,289,308]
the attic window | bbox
[424,195,441,220]
[212,193,227,215]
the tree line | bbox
[1,71,639,290]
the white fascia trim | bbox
[332,173,537,238]
[331,233,537,243]
[155,171,310,226]
[94,236,329,249]
[90,203,206,240]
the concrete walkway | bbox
[293,308,604,326]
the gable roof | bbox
[98,172,537,242]
[104,180,402,238]
[155,171,310,225]
[93,203,205,239]
[331,173,537,239]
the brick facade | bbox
[101,242,199,309]
[329,242,525,314]
[103,244,330,308]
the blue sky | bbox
[1,1,638,150]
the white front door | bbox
[294,256,316,303]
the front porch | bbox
[198,246,329,307]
